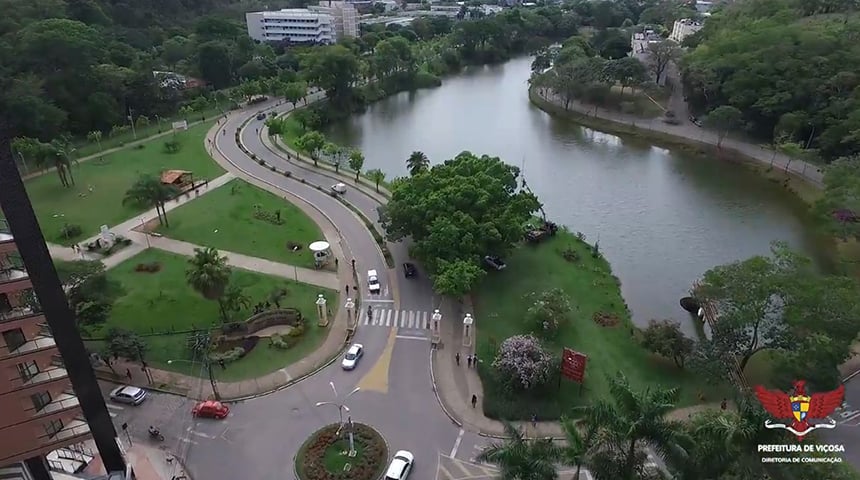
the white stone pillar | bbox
[316,294,328,327]
[345,298,356,331]
[462,313,474,348]
[431,309,442,345]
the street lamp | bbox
[168,358,221,401]
[345,298,356,330]
[315,382,360,455]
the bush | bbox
[252,205,284,225]
[209,347,245,363]
[60,223,83,240]
[289,323,306,337]
[492,334,554,392]
[283,171,292,177]
[297,423,387,480]
[269,165,277,172]
[134,262,161,273]
[640,319,693,368]
[524,288,572,339]
[258,159,265,165]
[163,140,182,154]
[270,333,291,349]
[241,335,260,353]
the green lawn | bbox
[154,179,323,268]
[473,231,730,420]
[26,121,223,245]
[89,249,337,380]
[323,440,365,473]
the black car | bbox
[256,113,266,121]
[484,255,507,271]
[403,262,417,278]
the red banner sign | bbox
[561,348,588,383]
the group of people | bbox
[454,351,479,368]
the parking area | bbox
[99,381,194,446]
[820,376,860,467]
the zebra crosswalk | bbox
[360,308,431,330]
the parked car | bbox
[192,400,230,419]
[368,269,381,294]
[256,113,266,121]
[331,183,347,194]
[109,386,147,406]
[384,450,414,480]
[402,262,417,278]
[689,115,702,127]
[484,255,507,271]
[342,344,364,370]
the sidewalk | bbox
[80,441,190,480]
[533,88,823,187]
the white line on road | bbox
[396,335,429,341]
[841,412,860,424]
[365,299,394,303]
[186,427,216,439]
[106,404,123,411]
[450,429,465,458]
[179,438,198,445]
[109,412,117,418]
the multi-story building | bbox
[0,123,125,479]
[246,9,337,44]
[309,2,359,39]
[669,18,703,43]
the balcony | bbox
[9,335,56,356]
[0,254,28,289]
[33,393,80,419]
[41,418,91,448]
[0,305,43,325]
[20,365,69,388]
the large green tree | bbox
[300,45,361,106]
[476,421,562,480]
[122,175,180,227]
[186,247,234,323]
[382,152,540,294]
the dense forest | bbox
[681,0,860,162]
[0,0,579,143]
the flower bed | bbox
[296,423,387,480]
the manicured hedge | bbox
[296,423,387,480]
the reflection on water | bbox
[324,56,826,333]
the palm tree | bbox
[186,247,233,321]
[477,421,562,480]
[579,373,688,480]
[122,175,180,227]
[559,416,599,480]
[366,168,386,192]
[406,151,430,176]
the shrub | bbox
[492,334,554,391]
[60,223,83,240]
[289,323,306,337]
[134,262,161,273]
[241,335,260,353]
[163,140,181,154]
[258,159,266,165]
[252,205,284,225]
[269,165,277,172]
[209,347,245,363]
[270,333,291,349]
[297,423,387,480]
[524,288,573,339]
[283,170,292,177]
[640,319,693,368]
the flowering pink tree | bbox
[492,334,555,391]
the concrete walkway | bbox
[533,88,824,187]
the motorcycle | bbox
[148,428,165,442]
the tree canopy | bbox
[681,0,860,161]
[382,151,540,295]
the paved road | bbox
[170,99,461,480]
[821,375,860,467]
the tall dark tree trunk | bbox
[160,202,170,228]
[624,438,638,479]
[55,163,69,187]
[217,298,229,323]
[66,162,76,186]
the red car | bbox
[192,401,230,419]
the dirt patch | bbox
[592,312,620,328]
[286,241,303,251]
[134,262,161,273]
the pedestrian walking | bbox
[720,398,728,410]
[467,355,472,368]
[335,258,339,268]
[219,359,226,370]
[472,354,478,367]
[125,368,132,380]
[351,258,356,271]
[346,285,350,294]
[471,394,477,408]
[455,352,460,366]
[531,414,537,428]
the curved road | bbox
[180,99,484,480]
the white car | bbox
[384,450,414,480]
[367,269,381,294]
[331,183,347,194]
[341,343,364,370]
[109,385,147,406]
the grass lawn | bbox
[154,179,322,268]
[323,440,365,473]
[88,249,337,381]
[473,231,731,420]
[26,121,223,245]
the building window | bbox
[31,391,52,411]
[17,360,39,381]
[45,419,63,438]
[2,328,26,351]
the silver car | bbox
[109,385,147,405]
[341,344,364,370]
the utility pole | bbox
[207,359,221,400]
[128,107,137,140]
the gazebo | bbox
[160,170,194,190]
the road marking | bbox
[365,299,394,303]
[186,427,215,439]
[385,310,393,327]
[179,438,198,445]
[450,429,465,457]
[396,335,429,341]
[106,404,123,411]
[841,412,860,424]
[357,328,397,393]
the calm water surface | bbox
[325,56,825,333]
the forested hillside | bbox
[681,0,860,162]
[0,0,295,140]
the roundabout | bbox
[296,423,388,480]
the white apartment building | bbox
[669,18,703,43]
[246,9,336,44]
[308,1,359,39]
